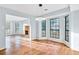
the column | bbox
[46,19,50,39]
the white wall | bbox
[46,19,50,39]
[68,5,79,51]
[70,4,79,12]
[70,10,79,51]
[30,17,36,39]
[38,21,42,38]
[0,8,5,48]
[35,20,39,39]
[60,17,65,41]
[36,19,43,39]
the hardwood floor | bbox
[0,36,79,55]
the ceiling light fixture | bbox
[39,4,43,7]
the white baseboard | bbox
[49,38,70,47]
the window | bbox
[65,15,69,42]
[50,18,60,39]
[15,22,19,33]
[42,20,46,37]
[6,21,10,35]
[15,22,23,34]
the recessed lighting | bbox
[39,4,43,7]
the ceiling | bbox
[0,4,68,16]
[6,14,27,22]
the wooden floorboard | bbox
[0,36,79,55]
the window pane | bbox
[6,22,10,35]
[15,22,23,34]
[42,20,46,37]
[50,18,60,39]
[65,15,69,42]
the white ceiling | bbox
[0,4,68,16]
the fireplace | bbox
[24,26,29,36]
[25,30,28,35]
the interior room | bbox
[0,4,79,55]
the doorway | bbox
[5,14,31,54]
[25,26,30,38]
